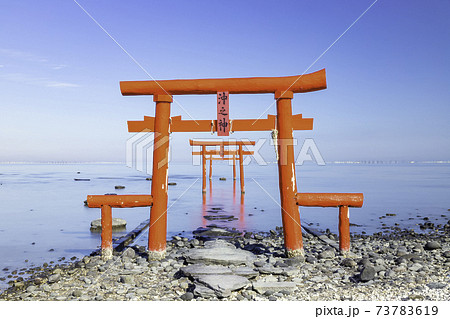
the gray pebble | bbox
[318,249,335,259]
[360,265,376,282]
[424,241,441,250]
[48,274,60,283]
[341,258,357,267]
[180,292,194,301]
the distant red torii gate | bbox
[87,69,364,260]
[189,139,255,194]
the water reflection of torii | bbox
[201,180,245,229]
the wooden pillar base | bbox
[339,205,351,253]
[101,204,113,260]
[148,250,166,261]
[101,248,113,261]
[286,248,304,258]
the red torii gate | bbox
[87,69,364,260]
[121,70,323,259]
[189,139,255,194]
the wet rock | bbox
[26,285,36,293]
[310,275,328,283]
[181,264,232,277]
[185,240,255,266]
[426,282,446,289]
[48,274,60,283]
[122,247,135,259]
[360,266,376,282]
[319,249,335,259]
[193,284,216,298]
[409,263,423,272]
[193,227,241,240]
[180,292,194,301]
[195,274,249,298]
[285,256,305,267]
[203,215,237,221]
[424,241,441,250]
[341,258,357,267]
[232,267,259,278]
[258,265,283,275]
[119,275,134,285]
[90,218,126,232]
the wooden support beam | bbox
[295,193,364,208]
[87,195,153,208]
[120,69,326,96]
[192,150,253,156]
[190,140,256,146]
[128,115,313,133]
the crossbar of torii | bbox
[119,69,325,259]
[189,139,255,194]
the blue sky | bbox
[0,0,449,163]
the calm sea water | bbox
[0,162,449,290]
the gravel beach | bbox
[1,222,449,301]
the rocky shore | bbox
[1,223,449,301]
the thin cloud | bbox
[46,81,79,88]
[0,72,80,88]
[0,48,48,63]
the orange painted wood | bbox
[148,96,171,256]
[295,193,364,207]
[202,145,207,193]
[128,115,313,133]
[292,114,313,130]
[339,206,351,252]
[191,150,253,156]
[209,154,213,180]
[276,92,303,255]
[101,204,113,259]
[231,115,275,131]
[87,195,153,208]
[120,69,326,96]
[233,154,236,180]
[238,145,245,193]
[190,140,255,146]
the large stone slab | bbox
[195,274,250,298]
[185,241,256,266]
[181,264,233,277]
[252,281,297,294]
[232,267,259,279]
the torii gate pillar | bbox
[148,94,172,259]
[275,90,304,256]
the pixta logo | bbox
[126,130,172,174]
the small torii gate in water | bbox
[189,139,255,194]
[87,69,364,260]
